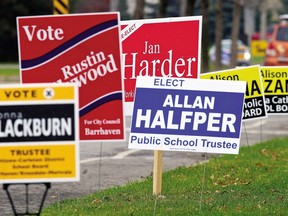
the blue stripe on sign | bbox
[79,91,122,117]
[21,19,118,69]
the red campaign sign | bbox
[121,16,202,115]
[17,13,125,141]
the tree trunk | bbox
[110,0,119,11]
[133,0,145,19]
[201,0,209,73]
[185,0,196,16]
[158,0,168,18]
[215,0,223,70]
[260,6,267,40]
[230,0,241,68]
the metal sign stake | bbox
[3,182,51,216]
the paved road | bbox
[0,76,287,214]
[0,114,288,215]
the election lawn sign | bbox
[0,83,79,183]
[250,40,267,57]
[129,77,246,155]
[17,13,125,141]
[201,65,267,121]
[260,66,288,114]
[121,16,202,115]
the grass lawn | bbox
[251,56,264,65]
[42,137,288,216]
[0,67,19,76]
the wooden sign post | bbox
[128,76,246,195]
[153,150,163,195]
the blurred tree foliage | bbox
[0,0,53,62]
[1,0,287,63]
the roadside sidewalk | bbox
[0,63,19,69]
[0,76,20,83]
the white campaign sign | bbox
[129,77,246,154]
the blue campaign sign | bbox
[129,77,246,154]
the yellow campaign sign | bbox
[201,65,267,120]
[251,40,267,57]
[260,66,288,114]
[0,145,76,180]
[0,84,75,102]
[0,83,79,183]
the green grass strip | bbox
[0,68,19,76]
[42,137,288,216]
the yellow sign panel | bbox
[201,65,263,98]
[260,66,288,114]
[0,83,79,183]
[0,84,75,102]
[261,66,288,95]
[251,40,267,57]
[0,145,76,180]
[201,65,267,120]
